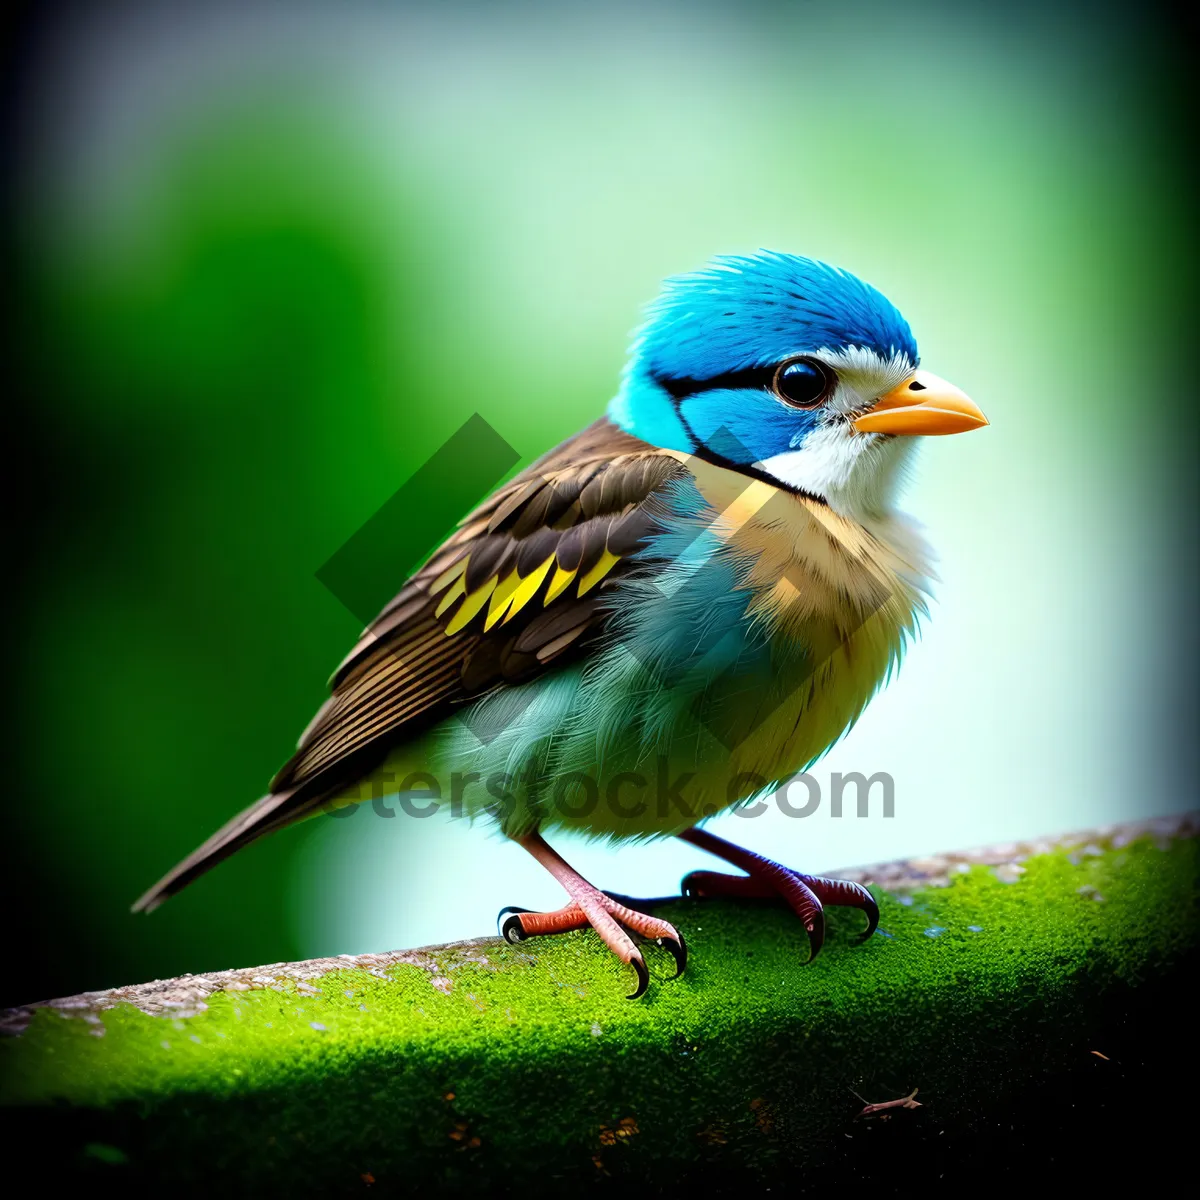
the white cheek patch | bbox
[759,424,920,521]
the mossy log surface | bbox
[2,815,1196,1195]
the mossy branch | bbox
[1,815,1196,1194]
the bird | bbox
[134,250,987,998]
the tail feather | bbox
[131,788,306,914]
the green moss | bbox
[1,829,1196,1193]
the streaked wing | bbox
[269,417,686,797]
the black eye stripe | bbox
[651,365,781,400]
[652,359,837,405]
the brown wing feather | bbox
[133,418,685,912]
[274,419,682,791]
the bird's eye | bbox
[772,358,835,409]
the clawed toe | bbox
[656,932,687,978]
[854,893,880,941]
[804,909,825,963]
[496,886,686,998]
[799,875,880,942]
[681,869,773,900]
[627,953,650,1000]
[859,895,880,941]
[497,901,590,943]
[618,923,687,979]
[497,905,529,943]
[678,828,877,963]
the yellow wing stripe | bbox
[444,576,498,635]
[483,568,523,631]
[501,555,556,624]
[577,549,621,597]
[439,549,617,636]
[434,574,467,617]
[430,555,468,595]
[544,563,578,605]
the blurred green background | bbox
[7,1,1194,1006]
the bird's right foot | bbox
[679,827,879,962]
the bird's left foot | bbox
[678,827,878,962]
[501,831,686,999]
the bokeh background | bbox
[6,0,1194,1007]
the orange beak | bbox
[852,370,988,436]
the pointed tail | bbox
[131,787,309,914]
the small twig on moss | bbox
[849,1087,921,1119]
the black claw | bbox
[497,905,530,944]
[804,912,826,964]
[657,933,688,979]
[626,955,650,1000]
[856,894,880,942]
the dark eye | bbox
[772,357,835,409]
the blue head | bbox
[610,252,985,520]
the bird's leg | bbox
[500,830,686,999]
[678,827,878,961]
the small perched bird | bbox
[135,251,987,997]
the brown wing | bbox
[133,418,686,911]
[272,417,683,792]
